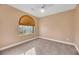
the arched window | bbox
[18,15,35,35]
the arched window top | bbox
[19,15,35,26]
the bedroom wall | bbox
[0,5,39,48]
[74,5,79,50]
[39,10,75,43]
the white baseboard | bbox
[0,36,39,51]
[40,37,79,53]
[40,37,75,46]
[73,44,79,53]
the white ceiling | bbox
[9,4,77,18]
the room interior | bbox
[0,4,79,55]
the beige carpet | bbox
[0,38,79,55]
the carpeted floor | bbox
[0,38,79,55]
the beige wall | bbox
[0,5,39,48]
[39,10,75,43]
[74,5,79,49]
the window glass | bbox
[18,25,33,35]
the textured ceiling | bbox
[9,4,76,18]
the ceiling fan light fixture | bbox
[41,8,45,13]
[40,4,45,13]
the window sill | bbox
[18,33,34,37]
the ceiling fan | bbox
[32,4,46,13]
[40,4,45,13]
[31,4,53,13]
